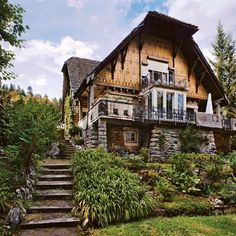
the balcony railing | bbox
[133,106,195,123]
[195,112,222,129]
[78,99,236,131]
[142,71,188,90]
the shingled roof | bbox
[62,57,100,93]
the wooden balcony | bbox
[78,99,236,131]
[142,71,188,91]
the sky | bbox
[5,0,236,99]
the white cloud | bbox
[30,75,48,87]
[67,0,87,9]
[7,36,99,98]
[166,0,236,51]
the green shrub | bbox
[179,127,205,153]
[228,151,236,176]
[231,135,236,151]
[155,178,176,202]
[220,180,236,206]
[73,137,84,146]
[158,133,166,151]
[139,147,149,162]
[72,148,156,227]
[161,195,214,216]
[137,169,159,186]
[69,125,82,137]
[123,155,146,170]
[169,153,227,194]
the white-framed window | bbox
[126,131,137,143]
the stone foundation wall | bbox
[83,123,98,148]
[199,130,216,154]
[149,127,181,162]
[98,119,107,149]
[83,119,108,149]
[148,126,217,161]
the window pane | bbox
[157,91,163,109]
[178,94,184,110]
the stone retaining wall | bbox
[148,126,217,161]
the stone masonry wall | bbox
[83,123,98,148]
[98,119,107,150]
[149,127,181,162]
[149,126,217,162]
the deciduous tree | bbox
[0,0,28,82]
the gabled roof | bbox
[62,57,100,94]
[72,11,227,104]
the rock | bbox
[48,142,60,157]
[16,187,33,200]
[5,206,23,229]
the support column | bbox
[215,103,221,115]
[98,119,107,150]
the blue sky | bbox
[6,0,236,98]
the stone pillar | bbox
[89,84,95,109]
[98,119,107,150]
[215,103,221,115]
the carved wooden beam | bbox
[120,45,128,70]
[196,71,207,93]
[172,33,187,67]
[188,58,199,81]
[111,56,118,80]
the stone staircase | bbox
[20,141,83,235]
[60,139,77,159]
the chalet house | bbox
[62,11,236,160]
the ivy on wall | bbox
[64,91,75,135]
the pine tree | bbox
[210,22,236,117]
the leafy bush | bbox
[73,137,84,146]
[72,148,156,227]
[231,135,236,151]
[139,147,149,162]
[228,151,236,176]
[220,179,236,205]
[123,155,146,170]
[161,195,214,216]
[155,178,176,201]
[4,98,59,174]
[179,127,205,153]
[69,125,82,137]
[169,153,227,194]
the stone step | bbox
[42,168,71,175]
[35,189,72,200]
[39,174,72,181]
[41,163,72,169]
[28,200,73,213]
[28,205,73,213]
[21,217,80,229]
[35,181,73,190]
[20,227,81,236]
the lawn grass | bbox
[92,214,236,236]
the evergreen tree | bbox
[27,86,33,96]
[210,22,236,117]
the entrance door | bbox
[166,93,173,119]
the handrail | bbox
[78,99,236,131]
[142,71,188,90]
